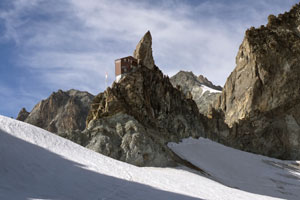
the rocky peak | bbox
[170,71,222,93]
[18,89,94,145]
[170,71,221,115]
[198,75,222,91]
[133,31,155,69]
[85,67,207,166]
[213,3,300,160]
[17,108,30,121]
[87,67,203,129]
[169,71,199,93]
[84,33,210,166]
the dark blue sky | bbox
[0,0,298,118]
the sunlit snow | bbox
[169,137,300,200]
[0,115,299,200]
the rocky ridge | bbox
[198,75,222,91]
[85,32,208,167]
[213,3,300,160]
[170,71,221,115]
[17,89,94,145]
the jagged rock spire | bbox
[133,31,155,69]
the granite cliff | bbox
[213,3,300,160]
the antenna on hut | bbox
[105,72,108,89]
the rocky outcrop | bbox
[85,65,208,166]
[85,113,176,166]
[170,71,221,115]
[18,89,94,145]
[85,32,208,166]
[213,3,300,160]
[17,108,30,121]
[133,31,155,70]
[198,75,222,91]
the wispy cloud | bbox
[0,0,298,117]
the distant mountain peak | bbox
[198,75,222,91]
[170,71,221,115]
[172,71,222,91]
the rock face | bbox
[85,32,207,167]
[133,31,155,70]
[198,75,222,91]
[213,3,300,160]
[170,71,221,115]
[85,66,207,166]
[18,89,94,145]
[17,108,30,121]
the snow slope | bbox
[0,115,297,200]
[200,85,221,94]
[169,138,300,200]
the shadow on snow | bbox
[0,130,203,200]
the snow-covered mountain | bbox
[170,71,221,115]
[0,115,299,200]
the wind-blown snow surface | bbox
[169,138,300,200]
[0,115,298,200]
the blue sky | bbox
[0,0,298,118]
